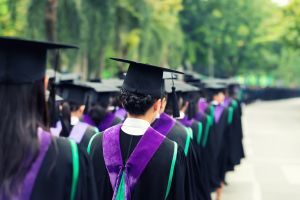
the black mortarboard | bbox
[110,58,184,97]
[0,36,77,83]
[102,78,124,89]
[204,82,227,101]
[56,82,92,105]
[164,79,199,93]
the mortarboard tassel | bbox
[171,87,180,118]
[170,73,180,118]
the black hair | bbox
[0,79,48,197]
[119,88,159,116]
[60,102,71,137]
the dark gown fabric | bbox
[229,100,245,166]
[79,126,99,149]
[180,117,212,200]
[30,136,98,200]
[89,128,188,200]
[205,104,232,191]
[153,115,208,200]
[69,123,99,150]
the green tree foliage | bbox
[0,0,299,85]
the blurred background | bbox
[1,1,300,199]
[1,0,300,88]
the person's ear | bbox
[44,76,49,91]
[79,105,85,115]
[153,99,162,112]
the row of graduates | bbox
[0,37,244,200]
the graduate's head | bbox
[56,82,91,118]
[204,82,226,103]
[111,58,183,122]
[120,88,162,121]
[0,37,76,196]
[159,94,168,114]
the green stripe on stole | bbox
[115,172,126,200]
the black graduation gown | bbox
[79,126,99,149]
[205,105,231,190]
[187,119,211,200]
[230,100,245,166]
[69,124,99,149]
[30,137,98,200]
[89,130,188,200]
[161,121,208,200]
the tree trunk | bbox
[45,0,58,68]
[208,47,215,78]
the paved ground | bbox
[221,98,300,200]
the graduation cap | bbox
[102,78,124,89]
[0,36,77,83]
[83,81,120,105]
[56,81,92,105]
[46,90,63,102]
[110,58,184,97]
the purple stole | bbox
[198,98,208,113]
[1,129,52,200]
[103,124,165,200]
[223,97,232,108]
[98,112,116,132]
[82,114,96,127]
[194,99,208,121]
[114,108,127,121]
[179,116,194,127]
[50,121,62,136]
[214,105,225,124]
[69,121,89,143]
[152,113,176,137]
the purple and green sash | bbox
[179,116,194,127]
[82,114,96,127]
[19,129,52,200]
[114,108,127,121]
[152,113,176,137]
[98,112,116,131]
[213,105,225,124]
[69,121,89,143]
[103,124,167,200]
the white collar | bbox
[121,118,150,136]
[71,116,80,126]
[211,100,219,106]
[177,111,185,119]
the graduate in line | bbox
[0,37,97,200]
[88,58,188,200]
[82,81,122,131]
[203,82,233,200]
[56,81,99,148]
[156,77,211,200]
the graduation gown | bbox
[83,112,122,132]
[153,113,209,200]
[205,104,232,190]
[179,116,211,200]
[1,129,98,200]
[69,121,99,149]
[88,124,188,200]
[223,98,245,169]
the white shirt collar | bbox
[121,118,150,136]
[211,100,219,106]
[71,116,80,126]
